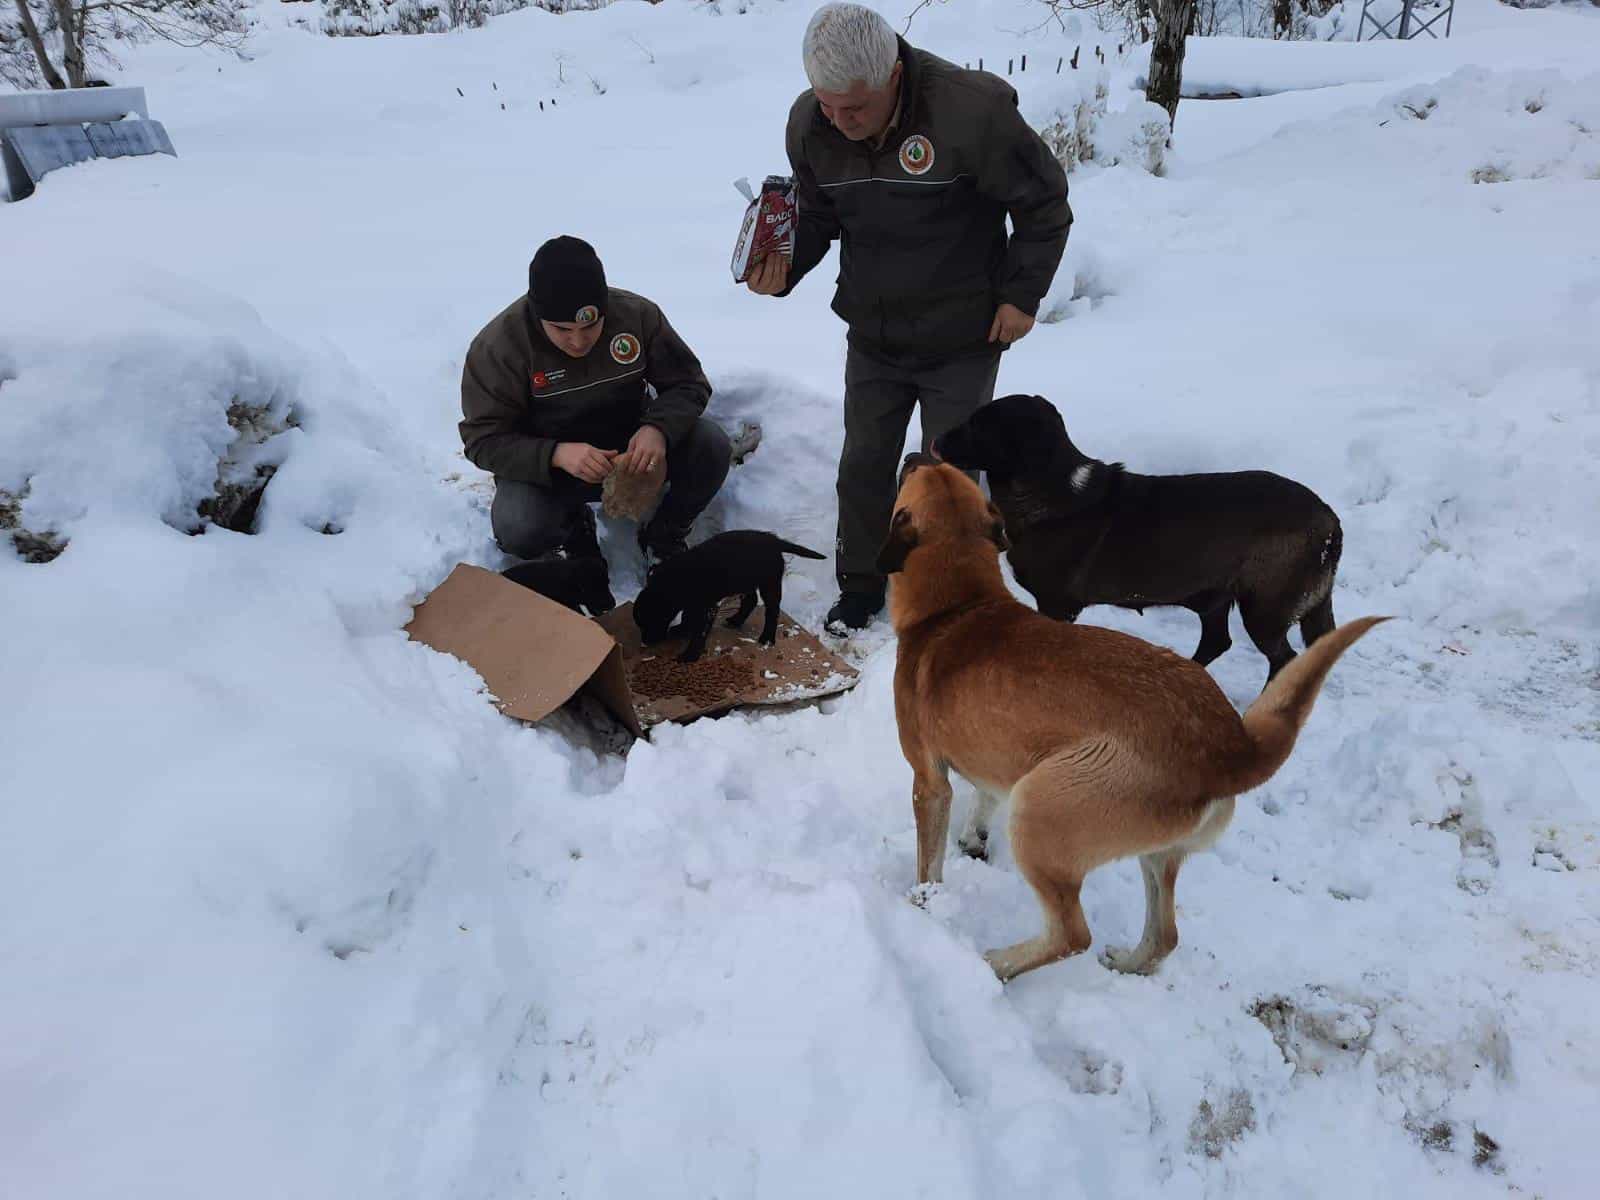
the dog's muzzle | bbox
[899,451,939,488]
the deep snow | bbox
[3,2,1598,1197]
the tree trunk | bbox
[1274,0,1293,38]
[12,0,67,89]
[50,0,85,88]
[1146,0,1196,129]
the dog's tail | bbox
[1228,615,1390,794]
[775,539,827,560]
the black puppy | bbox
[935,394,1343,681]
[502,557,616,617]
[632,531,826,663]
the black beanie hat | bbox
[529,236,608,325]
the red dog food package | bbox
[730,175,797,284]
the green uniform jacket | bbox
[459,288,712,487]
[785,39,1072,364]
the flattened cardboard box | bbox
[405,563,858,734]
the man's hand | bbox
[744,253,791,296]
[616,425,668,477]
[988,302,1036,345]
[552,442,617,484]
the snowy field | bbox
[3,1,1599,1196]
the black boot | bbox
[825,589,884,632]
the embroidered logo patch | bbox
[530,368,568,390]
[609,333,640,365]
[574,304,599,325]
[898,134,934,176]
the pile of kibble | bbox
[630,652,757,706]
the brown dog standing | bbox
[878,454,1386,982]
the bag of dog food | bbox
[601,458,667,522]
[730,175,796,284]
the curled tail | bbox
[776,539,827,560]
[1228,615,1390,794]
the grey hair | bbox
[802,3,899,94]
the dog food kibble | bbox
[631,653,758,707]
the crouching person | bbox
[460,235,732,567]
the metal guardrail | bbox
[0,86,150,131]
[1357,0,1456,41]
[1,86,174,202]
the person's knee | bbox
[491,481,569,559]
[676,418,733,486]
[837,435,902,491]
[694,417,734,467]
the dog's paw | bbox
[757,634,777,647]
[907,882,939,909]
[1100,945,1161,976]
[958,831,989,861]
[983,946,1022,982]
[676,650,704,664]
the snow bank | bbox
[1382,65,1600,183]
[1021,67,1174,176]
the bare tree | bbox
[988,1,1189,129]
[7,0,67,88]
[2,0,248,90]
[1145,0,1195,127]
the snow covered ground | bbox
[3,2,1598,1197]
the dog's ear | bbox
[875,508,919,575]
[985,502,1010,553]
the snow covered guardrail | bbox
[0,86,175,203]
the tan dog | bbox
[878,454,1387,982]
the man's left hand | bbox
[988,303,1035,345]
[618,425,668,476]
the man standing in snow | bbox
[747,2,1071,631]
[461,236,731,567]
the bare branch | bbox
[11,0,67,88]
[901,0,934,34]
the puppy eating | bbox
[880,454,1384,981]
[632,531,826,663]
[935,394,1343,683]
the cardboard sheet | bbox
[404,563,858,739]
[404,563,641,736]
[595,600,858,728]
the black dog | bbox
[934,394,1343,681]
[502,557,616,617]
[632,531,826,663]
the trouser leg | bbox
[490,478,588,560]
[915,352,1002,475]
[835,346,918,595]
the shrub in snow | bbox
[1079,0,1355,41]
[0,479,67,563]
[1026,70,1172,177]
[1497,0,1558,8]
[319,0,607,36]
[193,398,303,536]
[1098,99,1174,173]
